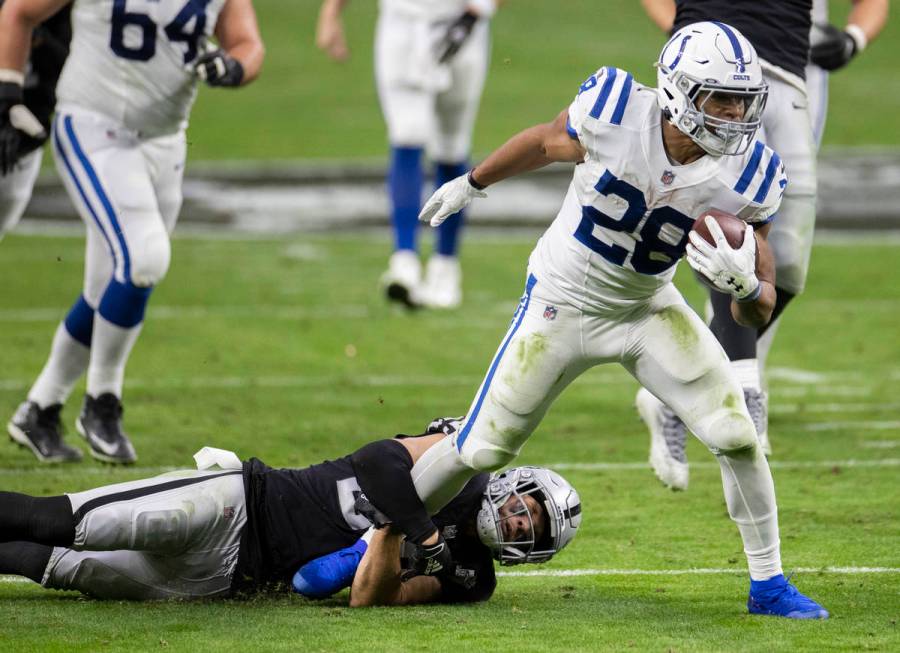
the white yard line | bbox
[550,459,900,471]
[1,458,896,477]
[497,566,900,578]
[770,402,900,414]
[1,567,896,585]
[802,421,900,431]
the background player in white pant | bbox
[2,0,264,464]
[0,2,70,241]
[409,22,829,619]
[316,0,498,309]
[638,0,889,491]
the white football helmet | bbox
[656,21,768,156]
[476,466,581,565]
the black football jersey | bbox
[673,0,812,79]
[235,452,495,603]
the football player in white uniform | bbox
[1,0,264,463]
[409,22,829,619]
[639,0,888,491]
[316,0,499,309]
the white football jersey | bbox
[56,0,226,135]
[379,0,472,21]
[529,66,786,314]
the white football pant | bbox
[0,147,42,241]
[53,105,185,304]
[375,7,490,161]
[44,469,245,600]
[414,276,781,578]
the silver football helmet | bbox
[656,21,768,156]
[476,466,581,565]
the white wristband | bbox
[845,24,868,53]
[467,0,496,18]
[0,68,25,86]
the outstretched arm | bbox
[419,109,586,227]
[0,0,70,71]
[469,108,586,188]
[317,0,352,61]
[349,528,442,607]
[640,0,675,33]
[209,0,265,86]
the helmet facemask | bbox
[659,65,767,156]
[476,469,555,565]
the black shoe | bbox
[76,393,137,464]
[8,401,83,463]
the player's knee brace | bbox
[698,405,758,455]
[129,231,171,288]
[459,436,519,472]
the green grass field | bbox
[185,0,900,161]
[1,232,898,651]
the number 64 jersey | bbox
[56,0,226,136]
[529,67,787,315]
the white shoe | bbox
[636,387,689,491]
[421,255,462,309]
[381,250,422,308]
[744,388,771,456]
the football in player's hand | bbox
[691,208,747,248]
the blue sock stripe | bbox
[389,146,424,252]
[457,274,538,451]
[435,161,469,256]
[63,115,131,281]
[52,118,118,269]
[63,295,95,347]
[98,279,153,328]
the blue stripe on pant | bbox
[457,273,538,451]
[62,116,132,281]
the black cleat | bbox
[8,401,83,463]
[76,393,137,464]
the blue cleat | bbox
[748,574,829,619]
[292,539,368,599]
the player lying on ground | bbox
[407,21,828,619]
[0,418,580,605]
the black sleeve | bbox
[438,565,496,604]
[349,439,436,545]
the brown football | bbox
[692,208,747,248]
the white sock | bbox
[86,315,143,398]
[731,358,761,392]
[410,435,476,514]
[28,323,90,408]
[717,450,783,581]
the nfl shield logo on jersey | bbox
[543,305,558,321]
[661,170,676,185]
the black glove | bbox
[353,493,392,529]
[195,49,244,87]
[809,23,859,71]
[436,11,478,64]
[400,535,454,579]
[0,80,45,175]
[424,415,465,437]
[0,81,23,175]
